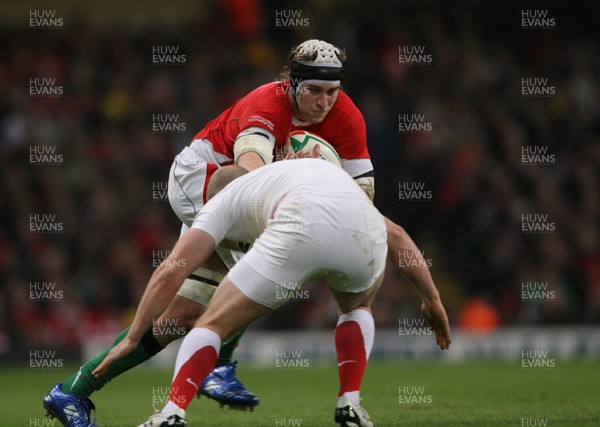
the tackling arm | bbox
[384,216,438,300]
[384,216,451,350]
[125,229,217,342]
[92,229,218,377]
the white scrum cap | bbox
[289,40,344,98]
[293,39,343,68]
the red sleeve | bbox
[194,83,292,159]
[236,82,292,143]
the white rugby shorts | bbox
[228,191,387,309]
[168,140,226,226]
[168,140,242,304]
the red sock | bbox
[167,328,220,411]
[335,309,374,401]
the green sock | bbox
[60,326,163,397]
[216,327,246,365]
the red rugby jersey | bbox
[193,81,371,176]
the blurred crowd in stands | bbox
[0,1,598,357]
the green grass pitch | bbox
[3,359,599,426]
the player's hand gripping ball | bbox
[288,131,342,168]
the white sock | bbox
[162,400,184,414]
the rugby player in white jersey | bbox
[94,159,451,426]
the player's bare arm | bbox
[384,217,438,299]
[384,216,451,350]
[420,297,451,350]
[92,229,217,377]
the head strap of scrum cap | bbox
[290,61,343,83]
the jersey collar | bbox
[292,116,312,127]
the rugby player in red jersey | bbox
[44,40,450,427]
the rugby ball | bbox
[289,131,342,168]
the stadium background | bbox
[0,0,598,366]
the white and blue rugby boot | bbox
[43,382,97,427]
